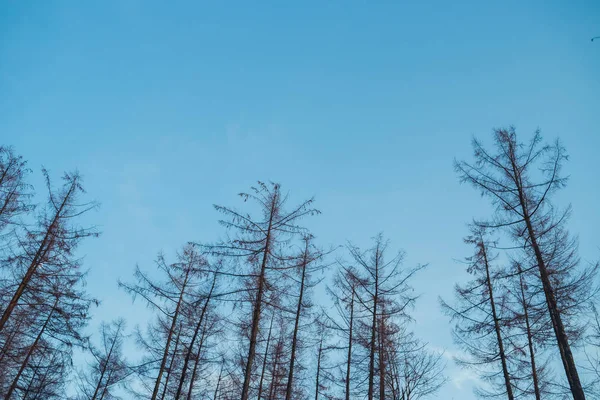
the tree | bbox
[174,271,217,399]
[77,319,129,400]
[119,244,205,400]
[348,235,424,400]
[455,128,593,399]
[0,170,98,333]
[387,329,445,400]
[5,274,94,399]
[326,264,361,400]
[206,182,318,400]
[441,228,516,399]
[284,235,327,400]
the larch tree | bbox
[386,328,445,400]
[0,170,98,334]
[440,228,516,399]
[206,182,318,400]
[174,270,218,399]
[455,128,593,399]
[119,244,205,400]
[326,264,362,400]
[77,319,129,400]
[348,234,425,400]
[284,235,328,400]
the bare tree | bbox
[348,235,424,400]
[174,271,218,399]
[440,228,515,399]
[0,170,98,333]
[455,128,592,399]
[5,272,94,400]
[387,329,445,400]
[326,264,361,400]
[119,244,205,400]
[205,182,318,400]
[78,319,129,400]
[284,235,328,400]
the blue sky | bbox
[1,1,599,398]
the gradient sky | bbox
[1,1,599,398]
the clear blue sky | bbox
[1,1,599,398]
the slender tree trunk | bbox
[175,274,217,399]
[510,149,585,400]
[21,356,42,398]
[151,270,190,400]
[368,250,380,400]
[160,323,182,400]
[481,241,514,400]
[268,341,282,400]
[389,353,399,400]
[241,197,276,400]
[258,313,275,400]
[314,337,323,400]
[285,240,309,400]
[378,313,386,400]
[98,366,116,400]
[91,326,120,400]
[0,181,75,333]
[345,288,355,400]
[0,317,24,366]
[213,360,224,400]
[186,322,208,400]
[518,266,541,400]
[5,297,58,399]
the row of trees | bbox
[0,127,597,399]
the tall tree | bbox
[0,170,98,333]
[326,265,361,400]
[77,319,129,400]
[174,271,218,399]
[119,244,205,400]
[455,128,591,399]
[207,182,318,400]
[441,228,516,399]
[284,235,326,400]
[348,234,425,400]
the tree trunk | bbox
[213,360,224,400]
[241,196,276,400]
[378,313,386,400]
[5,297,58,400]
[518,266,541,400]
[285,240,309,400]
[258,313,274,400]
[0,181,76,333]
[160,323,182,400]
[152,268,189,400]
[0,317,25,366]
[510,146,585,399]
[268,340,282,400]
[98,366,115,400]
[481,240,514,400]
[186,322,208,400]
[314,337,323,400]
[91,324,120,400]
[368,248,380,400]
[345,288,355,400]
[175,273,217,399]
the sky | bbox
[1,1,600,398]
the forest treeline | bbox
[0,128,598,400]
